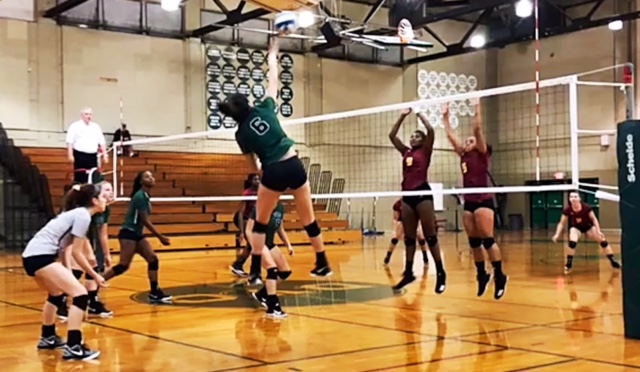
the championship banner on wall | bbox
[205,44,295,131]
[0,0,35,21]
[416,69,478,129]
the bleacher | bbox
[21,147,362,253]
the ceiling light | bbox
[470,34,486,48]
[297,10,315,28]
[608,20,623,31]
[515,0,533,18]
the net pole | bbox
[534,0,541,181]
[624,63,635,119]
[569,76,579,187]
[118,97,124,196]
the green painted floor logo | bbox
[131,280,394,308]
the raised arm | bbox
[471,98,488,154]
[389,109,411,154]
[266,37,279,100]
[442,104,464,155]
[416,111,435,154]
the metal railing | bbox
[0,123,54,252]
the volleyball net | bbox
[110,65,633,232]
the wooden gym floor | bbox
[0,231,635,371]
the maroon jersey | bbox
[241,188,257,218]
[402,147,430,190]
[392,199,402,212]
[562,203,593,229]
[461,149,492,203]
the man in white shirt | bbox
[66,108,108,183]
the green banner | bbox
[618,119,640,339]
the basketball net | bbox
[397,19,414,44]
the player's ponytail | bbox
[130,172,144,198]
[64,184,101,210]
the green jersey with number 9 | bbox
[235,97,294,165]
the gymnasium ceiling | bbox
[43,0,640,65]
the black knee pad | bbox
[568,241,577,249]
[391,238,399,245]
[304,221,321,238]
[253,221,268,234]
[482,237,495,250]
[266,267,278,280]
[404,237,416,247]
[72,294,89,311]
[468,237,482,249]
[600,241,609,248]
[426,235,438,248]
[277,271,292,280]
[72,269,83,280]
[148,259,159,271]
[418,239,426,246]
[112,263,129,276]
[47,294,65,308]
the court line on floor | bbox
[359,348,515,372]
[0,321,42,329]
[212,340,452,372]
[459,332,640,370]
[213,341,510,372]
[506,359,580,372]
[286,307,633,369]
[0,298,269,366]
[363,292,621,317]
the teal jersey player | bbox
[234,97,294,166]
[121,189,151,236]
[250,202,285,249]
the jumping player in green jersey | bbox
[246,202,293,318]
[100,171,172,304]
[219,37,332,315]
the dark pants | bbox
[73,149,98,183]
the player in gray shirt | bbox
[21,183,107,361]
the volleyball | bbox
[275,12,298,34]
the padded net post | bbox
[617,119,640,339]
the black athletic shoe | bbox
[62,344,100,361]
[435,271,446,294]
[611,260,622,270]
[266,296,287,319]
[252,291,268,309]
[149,289,172,304]
[310,266,333,277]
[230,265,248,278]
[494,274,508,300]
[247,274,263,286]
[477,272,492,297]
[37,335,65,350]
[88,301,114,318]
[392,273,416,294]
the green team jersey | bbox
[235,97,294,165]
[250,202,285,248]
[121,190,151,235]
[93,206,111,226]
[89,171,110,226]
